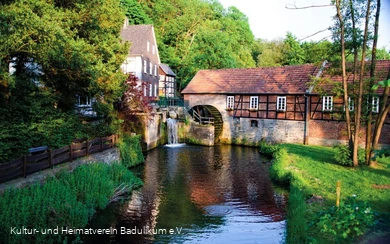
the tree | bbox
[333,0,387,166]
[139,0,256,89]
[0,0,128,111]
[117,73,153,133]
[283,32,306,65]
[121,0,152,25]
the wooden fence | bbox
[0,134,119,184]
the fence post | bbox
[49,149,53,168]
[86,140,89,156]
[70,144,73,162]
[23,155,27,178]
[336,181,341,207]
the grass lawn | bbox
[268,143,390,243]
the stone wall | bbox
[220,117,305,145]
[137,111,167,151]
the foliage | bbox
[117,73,153,133]
[283,32,305,65]
[372,79,390,90]
[267,146,291,183]
[118,134,144,167]
[315,196,375,241]
[0,0,128,110]
[121,0,152,25]
[139,0,256,88]
[334,144,365,166]
[0,162,142,244]
[269,143,390,243]
[259,140,280,157]
[286,186,308,244]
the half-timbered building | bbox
[182,60,390,146]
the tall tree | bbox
[139,0,256,89]
[0,0,128,110]
[283,32,306,65]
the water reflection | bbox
[85,145,287,244]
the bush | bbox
[334,145,365,166]
[269,147,291,183]
[315,196,375,241]
[259,140,280,157]
[119,134,144,167]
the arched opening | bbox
[189,105,223,142]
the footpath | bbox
[0,148,119,194]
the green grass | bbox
[266,143,390,243]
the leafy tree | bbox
[139,0,256,89]
[283,32,306,65]
[333,0,385,166]
[0,0,128,110]
[121,0,152,25]
[253,39,286,67]
[0,0,129,162]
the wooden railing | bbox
[0,135,118,184]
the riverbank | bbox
[263,143,390,243]
[0,162,142,244]
[0,135,145,244]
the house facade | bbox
[159,63,177,98]
[120,22,160,98]
[182,60,390,146]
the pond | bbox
[84,145,287,243]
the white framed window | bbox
[76,95,92,107]
[143,60,147,73]
[322,96,333,111]
[147,41,150,52]
[226,96,234,109]
[154,84,157,97]
[149,84,153,97]
[277,96,286,111]
[144,85,147,97]
[348,97,354,111]
[149,62,153,75]
[372,96,380,113]
[250,96,258,110]
[152,44,155,54]
[154,64,157,76]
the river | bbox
[84,144,287,244]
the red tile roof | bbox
[182,64,320,94]
[182,60,390,95]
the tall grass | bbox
[0,163,142,244]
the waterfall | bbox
[167,118,179,145]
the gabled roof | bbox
[120,24,160,63]
[160,63,176,76]
[182,64,320,94]
[182,60,390,95]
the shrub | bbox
[334,145,365,166]
[259,140,280,157]
[119,134,144,167]
[315,196,375,241]
[269,147,291,183]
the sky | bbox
[218,0,390,49]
